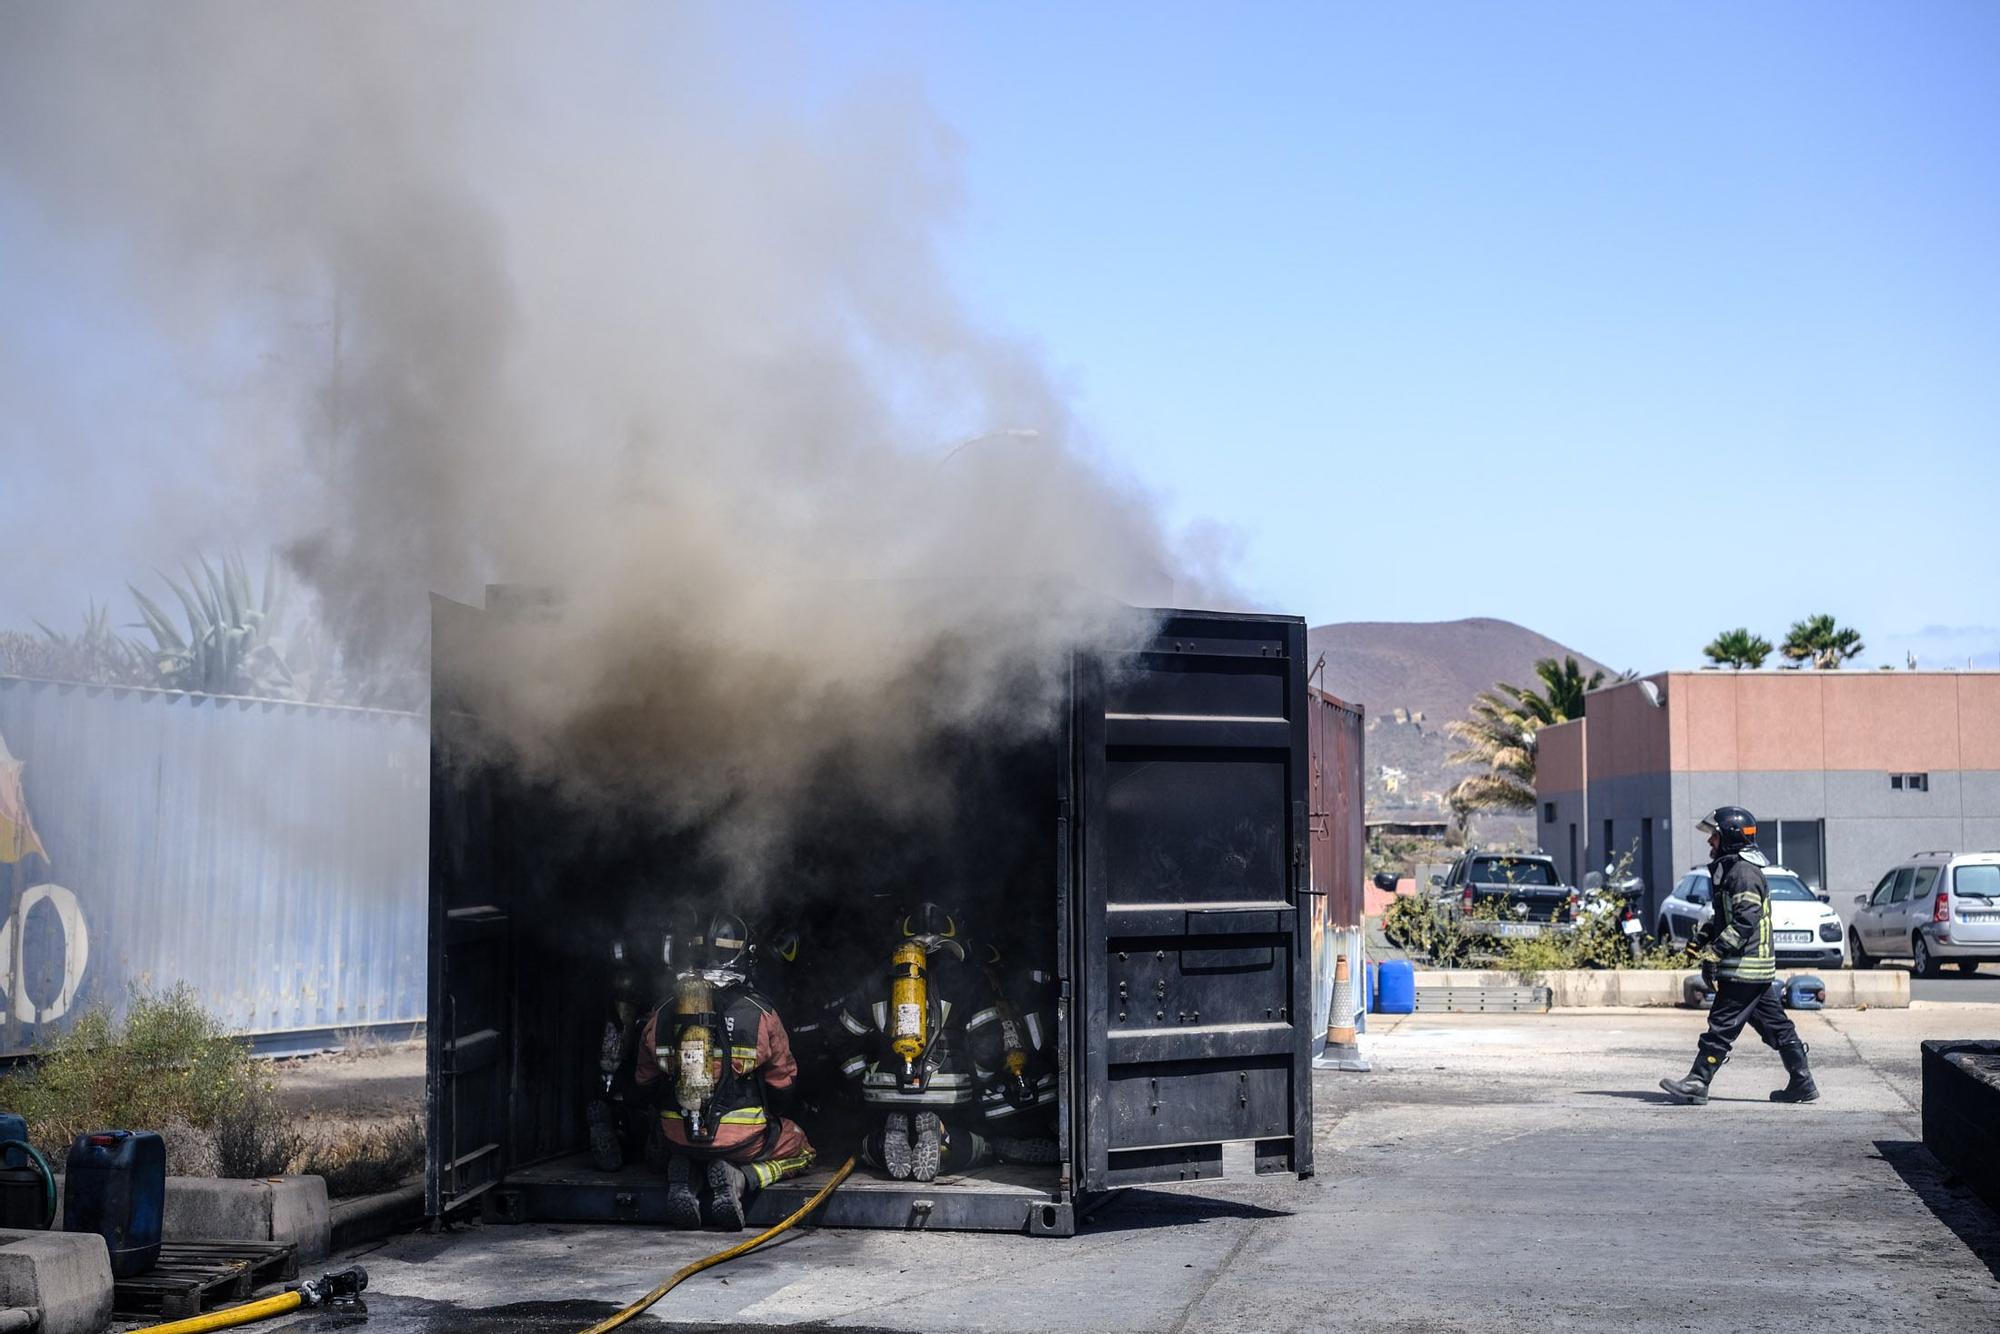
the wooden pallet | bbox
[112,1239,298,1320]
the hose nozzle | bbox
[300,1265,369,1313]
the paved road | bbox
[220,1003,2000,1334]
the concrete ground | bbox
[246,1003,2000,1333]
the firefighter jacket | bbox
[963,961,1057,1129]
[1688,850,1778,983]
[635,985,799,1157]
[832,952,980,1110]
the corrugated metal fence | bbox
[0,677,426,1055]
[1308,687,1365,1042]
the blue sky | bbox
[785,2,2000,671]
[3,3,1996,675]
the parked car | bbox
[1849,850,2000,977]
[1656,864,1845,969]
[1432,851,1578,941]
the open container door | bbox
[1073,610,1312,1190]
[426,594,515,1222]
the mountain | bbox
[1307,617,1611,820]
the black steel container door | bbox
[1073,611,1312,1190]
[426,595,513,1220]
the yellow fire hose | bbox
[126,1266,368,1333]
[578,1155,857,1334]
[126,1291,303,1334]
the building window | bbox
[1543,802,1556,824]
[1890,773,1929,792]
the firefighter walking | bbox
[1660,806,1819,1105]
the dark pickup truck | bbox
[1432,851,1579,940]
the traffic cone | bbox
[1313,950,1370,1072]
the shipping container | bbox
[0,677,428,1055]
[426,594,1319,1235]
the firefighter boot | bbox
[704,1159,749,1231]
[911,1112,943,1183]
[1770,1041,1820,1103]
[586,1100,624,1173]
[1659,1054,1719,1105]
[880,1112,913,1181]
[664,1155,701,1230]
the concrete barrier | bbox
[0,1229,113,1334]
[161,1176,331,1263]
[61,1172,337,1264]
[1409,969,1909,1008]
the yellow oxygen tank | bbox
[666,975,719,1139]
[889,941,928,1079]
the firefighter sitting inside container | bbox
[634,911,815,1230]
[964,936,1060,1164]
[833,901,991,1182]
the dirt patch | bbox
[270,1039,425,1197]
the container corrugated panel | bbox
[1306,687,1365,1039]
[0,677,427,1054]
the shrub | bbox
[0,985,295,1176]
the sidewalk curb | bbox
[329,1182,424,1253]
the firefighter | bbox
[635,911,815,1230]
[1659,807,1819,1105]
[963,940,1059,1164]
[832,901,986,1182]
[585,933,654,1172]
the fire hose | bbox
[576,1154,856,1334]
[125,1268,368,1334]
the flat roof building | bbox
[1535,671,2000,924]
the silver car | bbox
[1848,850,2000,976]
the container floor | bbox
[492,1152,1070,1234]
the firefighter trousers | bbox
[665,1116,815,1188]
[1697,979,1800,1067]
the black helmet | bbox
[900,902,965,960]
[1697,806,1757,853]
[686,910,753,984]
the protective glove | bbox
[1699,961,1717,990]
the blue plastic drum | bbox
[64,1130,165,1278]
[1377,959,1416,1015]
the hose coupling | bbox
[300,1266,369,1314]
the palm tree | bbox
[1703,628,1772,670]
[1501,655,1607,725]
[1780,614,1864,669]
[1444,689,1539,814]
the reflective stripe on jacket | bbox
[1690,853,1777,982]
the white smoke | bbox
[0,3,1236,882]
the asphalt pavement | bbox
[222,1001,2000,1334]
[1904,961,2000,1004]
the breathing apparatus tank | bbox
[663,975,722,1142]
[889,941,929,1087]
[984,969,1035,1108]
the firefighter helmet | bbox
[686,910,754,984]
[900,902,964,960]
[1696,806,1757,852]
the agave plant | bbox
[127,552,303,699]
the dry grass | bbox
[292,1117,425,1198]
